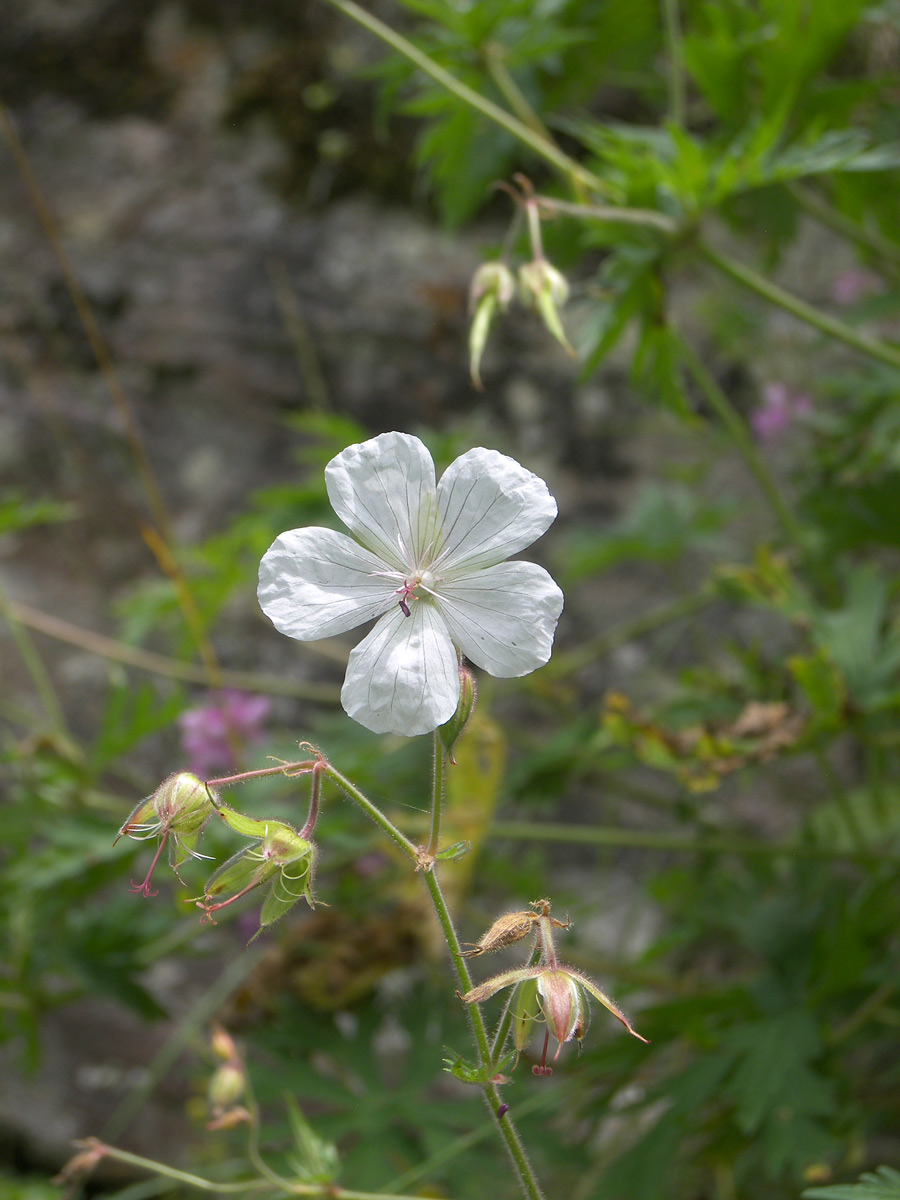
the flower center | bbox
[394,569,436,617]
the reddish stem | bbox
[129,831,169,897]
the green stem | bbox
[312,755,544,1197]
[318,0,610,198]
[660,0,686,128]
[385,1088,556,1195]
[546,586,714,677]
[324,763,420,860]
[828,981,897,1046]
[491,944,542,1060]
[698,239,900,372]
[88,1139,447,1199]
[679,337,809,556]
[482,43,554,146]
[813,744,867,851]
[429,730,446,856]
[491,819,897,862]
[7,596,344,697]
[0,585,69,737]
[421,871,545,1200]
[787,182,900,276]
[534,193,679,233]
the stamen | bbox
[532,1030,554,1076]
[394,578,419,617]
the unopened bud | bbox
[439,666,477,763]
[470,261,516,310]
[518,260,575,356]
[200,813,317,936]
[468,262,515,390]
[210,1023,239,1063]
[117,773,217,896]
[537,969,584,1056]
[208,1063,245,1112]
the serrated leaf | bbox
[805,1167,900,1200]
[435,840,471,861]
[284,1095,340,1184]
[719,1011,834,1137]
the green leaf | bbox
[719,1011,834,1137]
[284,1095,341,1184]
[214,807,292,840]
[805,1167,900,1200]
[0,491,78,536]
[813,568,900,706]
[435,840,471,861]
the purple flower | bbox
[751,382,812,443]
[179,690,271,776]
[830,268,883,306]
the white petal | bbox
[341,601,459,736]
[432,448,558,574]
[325,432,437,572]
[258,527,396,640]
[435,561,564,678]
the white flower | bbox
[258,432,564,736]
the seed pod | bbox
[462,909,539,957]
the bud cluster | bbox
[206,1024,250,1130]
[460,898,648,1076]
[115,750,325,939]
[468,177,575,389]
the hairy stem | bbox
[660,0,686,128]
[679,337,808,555]
[429,730,446,856]
[318,0,610,198]
[77,1138,454,1199]
[698,239,900,372]
[0,585,69,737]
[422,870,545,1200]
[5,597,344,695]
[787,182,900,276]
[324,763,420,859]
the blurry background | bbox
[2,2,900,1198]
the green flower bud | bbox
[116,773,217,896]
[468,262,515,390]
[199,815,317,938]
[439,665,477,764]
[518,260,575,357]
[208,1063,245,1112]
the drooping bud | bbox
[460,961,647,1074]
[439,665,477,764]
[199,809,317,936]
[116,772,217,896]
[468,262,515,390]
[518,260,575,356]
[536,969,584,1059]
[208,1062,245,1112]
[206,1024,249,1131]
[210,1023,240,1063]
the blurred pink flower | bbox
[751,382,812,442]
[831,268,883,306]
[179,690,271,776]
